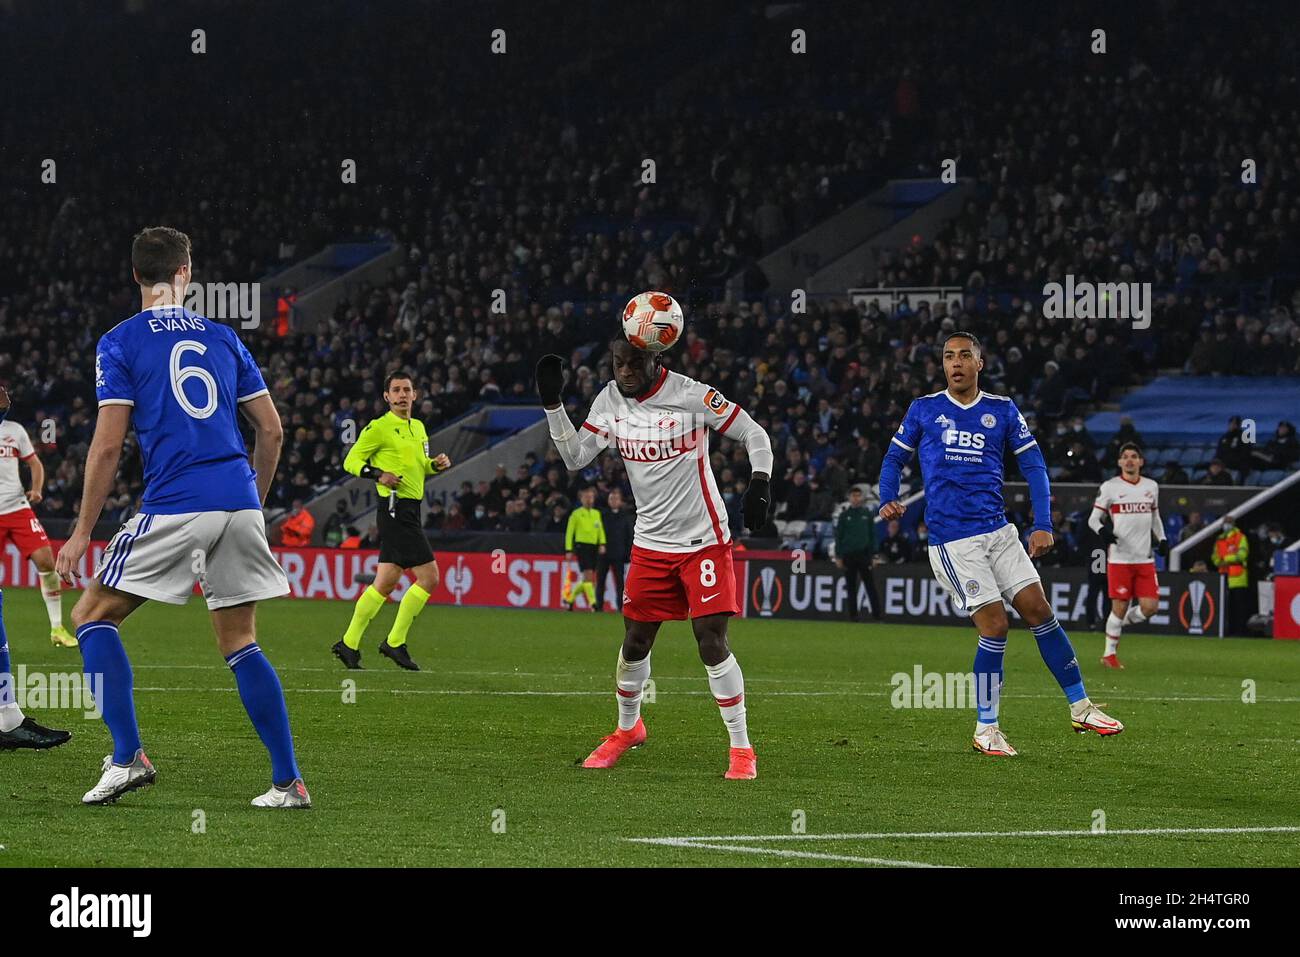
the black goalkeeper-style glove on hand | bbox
[1155,537,1170,557]
[1099,526,1117,546]
[742,476,770,532]
[536,354,565,407]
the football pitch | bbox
[2,587,1298,868]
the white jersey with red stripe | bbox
[548,367,774,553]
[0,420,36,516]
[1089,474,1164,565]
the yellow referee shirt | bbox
[343,411,440,500]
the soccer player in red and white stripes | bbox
[536,338,773,779]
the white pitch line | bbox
[626,837,944,867]
[640,825,1300,842]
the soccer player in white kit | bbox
[0,387,78,648]
[1088,442,1168,669]
[536,337,774,779]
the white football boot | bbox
[251,778,312,809]
[1071,700,1124,736]
[972,724,1018,756]
[82,750,157,805]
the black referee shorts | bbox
[377,496,435,568]
[573,543,599,571]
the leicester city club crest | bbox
[980,413,996,428]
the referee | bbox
[333,371,451,671]
[564,486,605,611]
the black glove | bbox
[535,354,565,406]
[742,476,770,532]
[1099,525,1117,546]
[1155,537,1169,557]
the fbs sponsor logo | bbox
[50,887,152,937]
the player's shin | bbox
[77,621,143,764]
[227,643,301,787]
[0,598,23,732]
[973,636,1006,730]
[1029,616,1087,703]
[343,585,386,650]
[706,654,749,748]
[615,650,649,731]
[1105,611,1124,656]
[387,585,430,648]
[39,570,63,629]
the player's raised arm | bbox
[1005,402,1054,556]
[536,354,608,470]
[878,401,922,519]
[238,394,284,506]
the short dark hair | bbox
[384,370,414,391]
[1118,441,1144,458]
[943,331,982,356]
[132,226,191,286]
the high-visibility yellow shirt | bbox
[565,506,606,549]
[343,411,439,500]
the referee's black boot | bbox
[379,640,420,671]
[332,640,362,670]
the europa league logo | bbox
[1179,579,1214,636]
[754,566,783,617]
[445,555,472,606]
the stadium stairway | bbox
[726,178,973,300]
[258,241,403,332]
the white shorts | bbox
[95,509,290,610]
[928,522,1040,616]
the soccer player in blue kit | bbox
[878,332,1123,756]
[55,227,309,806]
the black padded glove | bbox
[1099,525,1117,546]
[1155,537,1170,557]
[742,476,771,532]
[535,354,565,406]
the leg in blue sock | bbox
[77,620,143,764]
[973,635,1007,724]
[226,642,301,785]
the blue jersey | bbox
[95,306,267,514]
[880,389,1051,546]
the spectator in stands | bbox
[322,500,349,548]
[806,478,835,522]
[781,470,812,520]
[1212,516,1252,636]
[834,486,881,622]
[879,519,913,564]
[423,501,446,531]
[1200,458,1235,486]
[598,488,634,612]
[279,499,315,547]
[443,503,467,531]
[913,520,930,561]
[1249,421,1299,471]
[1253,523,1287,581]
[1060,441,1102,482]
[1106,418,1145,463]
[1215,416,1252,477]
[360,525,379,548]
[1160,459,1190,485]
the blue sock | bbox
[1,590,16,713]
[77,621,143,764]
[1030,616,1087,704]
[226,643,300,785]
[973,635,1006,724]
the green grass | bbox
[2,587,1298,867]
